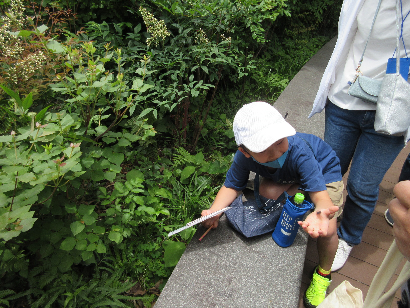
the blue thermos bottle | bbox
[272,193,313,247]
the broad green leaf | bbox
[8,205,31,221]
[65,203,77,214]
[18,172,36,183]
[20,217,37,232]
[35,105,51,122]
[96,243,107,254]
[22,92,33,110]
[104,150,124,166]
[108,231,122,243]
[131,78,143,90]
[0,212,9,230]
[95,125,108,135]
[123,132,139,142]
[0,135,13,142]
[82,214,96,225]
[139,84,154,93]
[70,221,85,236]
[18,30,33,37]
[91,170,104,181]
[137,108,154,120]
[60,114,75,129]
[81,157,94,168]
[47,40,65,53]
[110,164,122,174]
[163,240,186,267]
[137,205,156,215]
[117,138,131,147]
[76,239,88,250]
[78,204,95,216]
[155,188,172,199]
[93,226,105,234]
[81,251,93,261]
[86,243,97,251]
[180,227,196,241]
[194,152,205,164]
[60,237,76,251]
[102,137,116,144]
[104,171,116,182]
[87,233,99,243]
[36,24,48,33]
[180,166,196,182]
[208,161,222,174]
[0,230,21,241]
[0,84,21,104]
[126,169,144,182]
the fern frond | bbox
[0,290,15,298]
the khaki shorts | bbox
[326,180,344,217]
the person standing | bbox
[309,0,410,271]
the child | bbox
[201,101,343,308]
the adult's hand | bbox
[389,180,410,262]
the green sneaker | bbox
[303,267,331,308]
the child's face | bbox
[240,138,289,163]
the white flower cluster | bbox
[195,28,209,44]
[0,0,47,85]
[220,34,232,43]
[6,51,46,83]
[4,0,26,29]
[139,7,171,47]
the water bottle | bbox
[272,193,313,247]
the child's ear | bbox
[238,146,251,158]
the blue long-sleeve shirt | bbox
[224,132,342,192]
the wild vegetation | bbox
[0,0,342,306]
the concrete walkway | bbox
[154,37,337,308]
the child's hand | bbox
[298,206,339,238]
[201,209,221,229]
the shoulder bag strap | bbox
[352,0,383,81]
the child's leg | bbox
[258,177,299,199]
[316,216,338,271]
[317,180,344,271]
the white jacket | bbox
[309,0,410,142]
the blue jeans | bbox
[399,153,410,182]
[324,101,404,245]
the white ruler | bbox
[168,207,232,237]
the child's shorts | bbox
[326,180,344,218]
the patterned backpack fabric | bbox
[225,194,284,238]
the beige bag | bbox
[317,280,363,308]
[318,240,410,308]
[363,240,410,308]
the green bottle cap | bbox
[294,193,304,204]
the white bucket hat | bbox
[233,101,296,153]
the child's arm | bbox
[298,190,339,238]
[201,185,239,229]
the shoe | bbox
[303,267,331,308]
[384,209,394,227]
[331,238,353,272]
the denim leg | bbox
[324,101,362,175]
[324,102,404,245]
[399,153,410,181]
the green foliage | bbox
[0,0,344,307]
[0,0,67,100]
